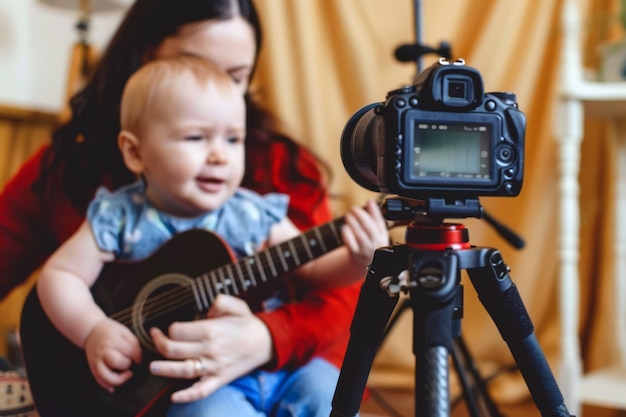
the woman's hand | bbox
[341,198,389,269]
[84,317,142,393]
[149,294,273,403]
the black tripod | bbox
[329,197,573,417]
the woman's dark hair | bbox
[36,0,329,210]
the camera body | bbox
[341,59,526,200]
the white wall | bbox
[0,0,125,112]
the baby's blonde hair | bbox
[120,54,239,133]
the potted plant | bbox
[598,0,626,81]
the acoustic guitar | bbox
[20,216,349,417]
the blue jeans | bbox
[166,358,340,417]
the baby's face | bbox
[137,73,246,218]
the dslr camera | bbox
[341,58,526,201]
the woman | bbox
[1,0,372,415]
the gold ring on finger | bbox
[193,357,208,376]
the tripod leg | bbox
[329,246,407,417]
[452,336,506,417]
[451,340,483,417]
[463,249,574,417]
[384,295,504,417]
[409,250,462,417]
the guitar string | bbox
[108,243,303,326]
[111,228,342,327]
[109,259,250,326]
[110,244,303,327]
[130,224,344,324]
[131,239,314,324]
[108,224,343,328]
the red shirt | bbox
[0,144,361,369]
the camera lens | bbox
[340,103,384,193]
[448,81,466,99]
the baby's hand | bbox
[84,317,142,393]
[341,199,389,268]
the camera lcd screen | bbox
[410,122,491,180]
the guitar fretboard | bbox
[190,217,346,311]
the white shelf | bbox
[557,1,626,416]
[580,367,626,409]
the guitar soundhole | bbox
[142,284,196,331]
[118,275,197,407]
[132,273,198,352]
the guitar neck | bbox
[190,217,346,311]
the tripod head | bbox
[381,195,525,249]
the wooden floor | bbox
[358,387,626,417]
[359,387,537,417]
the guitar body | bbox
[20,229,236,417]
[21,215,348,416]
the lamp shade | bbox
[38,0,132,12]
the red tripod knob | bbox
[405,223,471,251]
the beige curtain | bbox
[0,35,97,356]
[0,0,623,413]
[250,0,622,410]
[0,106,55,356]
